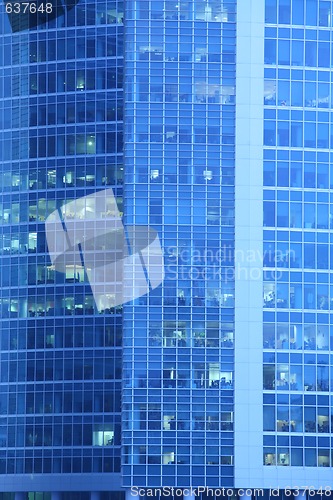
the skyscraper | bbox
[0,0,124,497]
[1,0,333,498]
[235,0,333,489]
[122,0,236,489]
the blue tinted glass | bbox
[292,0,305,24]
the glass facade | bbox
[122,0,236,488]
[263,0,333,468]
[3,0,333,495]
[0,0,123,489]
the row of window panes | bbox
[135,170,234,185]
[265,39,333,68]
[149,327,234,348]
[263,240,333,270]
[0,358,121,383]
[0,166,123,191]
[265,0,332,27]
[0,226,243,257]
[129,411,233,432]
[263,352,333,363]
[127,150,235,160]
[128,118,234,132]
[264,119,333,148]
[264,80,333,107]
[263,200,333,229]
[264,67,332,82]
[129,215,234,226]
[0,136,123,162]
[264,190,331,203]
[124,311,225,322]
[7,393,120,414]
[26,101,123,127]
[163,243,234,266]
[133,117,232,131]
[135,132,234,145]
[263,363,331,391]
[28,36,122,63]
[0,456,120,474]
[1,69,122,98]
[137,50,234,64]
[0,298,122,318]
[161,291,234,310]
[264,161,333,188]
[264,403,332,432]
[263,281,333,311]
[263,447,331,467]
[59,1,124,28]
[125,448,233,466]
[28,133,122,159]
[0,422,117,444]
[1,263,128,288]
[0,233,44,255]
[263,393,332,404]
[29,68,122,93]
[135,125,233,137]
[0,325,121,350]
[124,366,233,390]
[264,145,333,160]
[130,68,235,79]
[137,46,235,59]
[122,396,233,412]
[265,25,333,39]
[136,88,235,105]
[0,92,123,128]
[263,322,331,350]
[0,264,86,288]
[0,264,88,287]
[135,0,235,22]
[0,196,123,225]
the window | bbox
[305,41,317,67]
[304,123,316,148]
[264,80,276,105]
[264,449,276,465]
[279,0,291,23]
[306,0,318,25]
[194,0,231,22]
[265,39,277,64]
[319,0,331,26]
[292,0,304,24]
[277,450,289,466]
[278,40,290,65]
[266,0,277,22]
[93,427,114,446]
[318,450,330,467]
[264,122,276,146]
[318,43,330,68]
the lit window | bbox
[93,430,114,446]
[150,170,159,180]
[203,170,213,181]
